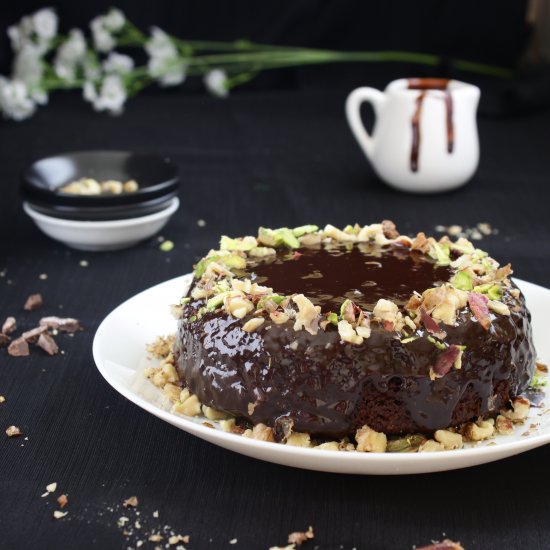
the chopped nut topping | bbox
[418,439,445,452]
[39,316,80,333]
[495,414,514,435]
[252,423,275,442]
[417,539,465,550]
[242,318,265,332]
[463,418,495,441]
[337,320,363,345]
[355,425,387,452]
[286,432,311,447]
[53,511,68,519]
[57,494,68,508]
[292,294,321,335]
[500,397,530,423]
[434,429,463,450]
[172,390,202,416]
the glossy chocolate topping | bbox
[176,243,536,438]
[249,244,451,311]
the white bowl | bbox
[23,197,179,251]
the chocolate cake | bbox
[174,222,536,440]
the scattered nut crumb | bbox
[57,494,68,508]
[229,539,238,545]
[24,293,43,311]
[79,260,89,267]
[416,540,464,550]
[148,534,163,542]
[6,425,22,437]
[46,482,57,493]
[0,396,5,403]
[288,526,314,546]
[160,240,174,252]
[123,496,139,508]
[39,273,48,280]
[53,511,68,519]
[197,219,206,227]
[37,333,59,356]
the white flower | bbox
[89,9,125,52]
[145,27,186,87]
[102,52,134,75]
[13,44,43,87]
[12,44,47,104]
[103,9,125,32]
[0,77,36,121]
[204,69,229,98]
[54,29,87,81]
[32,8,58,40]
[90,17,115,52]
[83,74,127,115]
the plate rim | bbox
[92,274,550,473]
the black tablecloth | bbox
[1,90,550,550]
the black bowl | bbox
[20,150,179,221]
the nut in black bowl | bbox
[20,150,179,221]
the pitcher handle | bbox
[345,87,386,160]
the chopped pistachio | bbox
[206,292,230,311]
[194,253,246,278]
[530,372,548,389]
[180,297,191,304]
[386,434,426,452]
[400,336,419,344]
[474,283,502,301]
[326,312,338,326]
[427,335,447,350]
[339,299,353,320]
[257,227,300,248]
[428,241,451,266]
[187,315,197,323]
[219,235,257,251]
[451,271,473,291]
[292,225,319,237]
[248,246,276,257]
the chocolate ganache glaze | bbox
[175,237,536,439]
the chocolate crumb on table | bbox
[7,338,29,357]
[2,316,16,334]
[23,293,43,311]
[37,333,59,355]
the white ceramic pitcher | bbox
[345,78,480,193]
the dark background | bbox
[3,0,548,115]
[1,2,550,550]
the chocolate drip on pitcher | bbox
[408,78,454,173]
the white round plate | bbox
[93,275,550,475]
